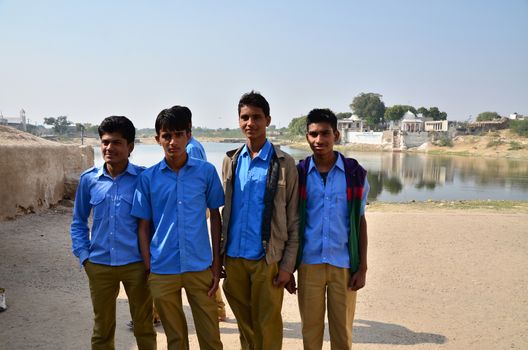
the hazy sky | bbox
[1,0,527,129]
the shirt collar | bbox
[308,152,344,173]
[160,154,197,171]
[97,161,137,178]
[241,139,272,161]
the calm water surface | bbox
[94,142,528,202]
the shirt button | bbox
[178,201,182,204]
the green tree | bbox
[417,107,429,118]
[335,112,352,120]
[44,116,72,135]
[476,111,500,121]
[428,107,448,120]
[349,93,386,128]
[288,115,307,136]
[510,119,528,137]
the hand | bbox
[208,274,220,298]
[285,274,297,294]
[348,268,367,291]
[273,269,292,289]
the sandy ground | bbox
[0,204,527,349]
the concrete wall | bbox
[402,132,430,148]
[344,131,384,144]
[0,144,93,220]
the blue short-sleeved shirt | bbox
[131,156,224,274]
[187,137,207,161]
[302,156,370,268]
[70,162,145,268]
[226,140,273,260]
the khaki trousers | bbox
[84,261,156,350]
[298,263,357,350]
[223,257,284,350]
[148,270,222,350]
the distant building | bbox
[338,114,365,133]
[0,109,27,131]
[400,111,424,132]
[424,120,448,132]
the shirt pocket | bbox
[89,192,107,221]
[119,193,134,216]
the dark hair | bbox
[238,90,270,117]
[98,116,135,143]
[306,108,338,131]
[155,105,192,135]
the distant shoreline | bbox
[59,129,528,160]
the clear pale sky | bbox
[1,0,527,129]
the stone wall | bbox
[0,144,93,220]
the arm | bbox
[208,208,222,297]
[349,215,368,291]
[138,219,152,273]
[70,175,92,268]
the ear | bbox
[155,135,160,145]
[266,115,272,127]
[128,142,135,157]
[335,130,341,142]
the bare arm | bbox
[138,219,152,273]
[208,208,222,297]
[349,215,368,291]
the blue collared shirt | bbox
[131,156,224,274]
[226,140,273,260]
[70,162,145,268]
[302,156,370,268]
[187,137,207,161]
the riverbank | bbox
[60,128,528,160]
[1,201,527,349]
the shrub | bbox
[486,139,503,148]
[508,141,524,150]
[436,136,453,147]
[510,119,528,137]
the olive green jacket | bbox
[221,144,299,273]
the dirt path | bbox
[0,204,527,349]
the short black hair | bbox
[306,108,338,132]
[238,91,270,117]
[155,105,192,135]
[98,116,135,143]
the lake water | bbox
[94,142,528,202]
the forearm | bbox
[209,209,222,273]
[358,215,368,271]
[138,219,151,271]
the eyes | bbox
[160,131,187,141]
[101,140,123,146]
[307,130,333,138]
[240,114,265,122]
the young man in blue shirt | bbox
[131,107,224,350]
[171,104,227,322]
[290,109,369,350]
[221,91,299,349]
[70,116,156,350]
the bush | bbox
[508,141,524,150]
[510,119,528,137]
[486,139,503,148]
[436,136,453,147]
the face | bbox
[155,128,191,161]
[239,105,271,143]
[306,122,340,157]
[100,132,133,168]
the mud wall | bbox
[0,144,93,220]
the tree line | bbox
[288,92,448,136]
